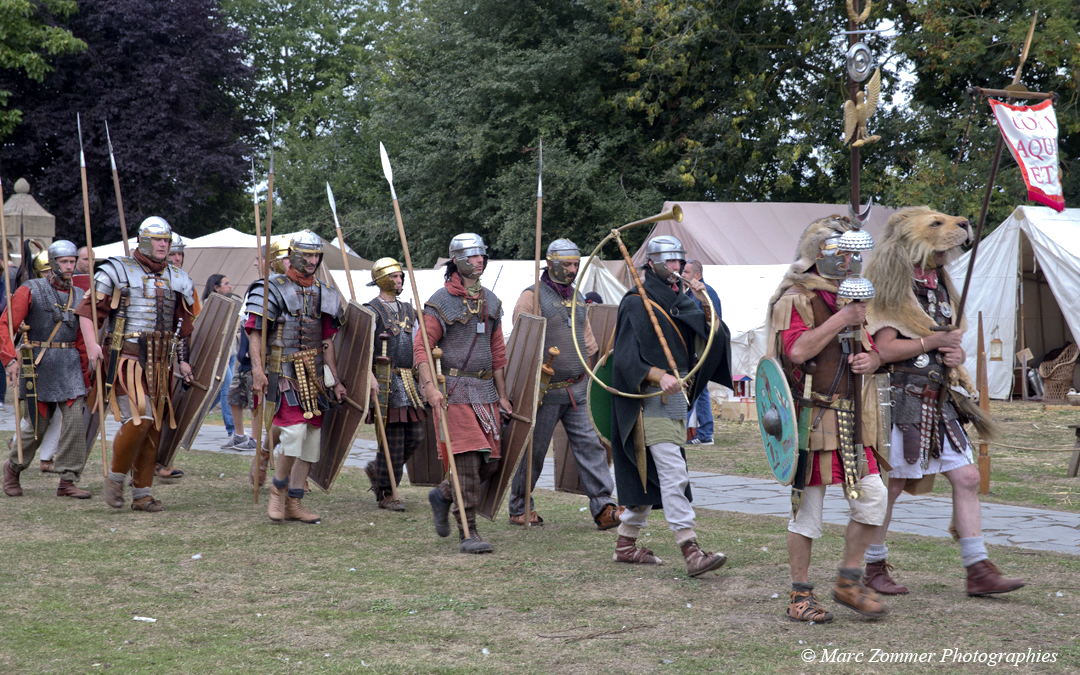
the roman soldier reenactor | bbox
[863,207,1023,597]
[77,218,197,512]
[247,230,347,525]
[608,235,732,578]
[417,233,512,554]
[764,215,888,622]
[364,257,426,511]
[507,238,622,529]
[2,240,93,499]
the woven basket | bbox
[1038,344,1079,403]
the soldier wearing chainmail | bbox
[247,230,347,525]
[863,207,1023,598]
[364,257,425,511]
[609,235,732,579]
[764,215,888,623]
[2,240,93,500]
[417,233,512,554]
[507,238,622,529]
[77,218,196,513]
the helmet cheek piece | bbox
[815,237,848,280]
[454,254,488,280]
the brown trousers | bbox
[438,450,501,531]
[110,420,161,489]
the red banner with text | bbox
[989,98,1065,212]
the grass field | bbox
[1,439,1077,674]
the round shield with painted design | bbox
[755,357,799,486]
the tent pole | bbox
[1018,243,1027,401]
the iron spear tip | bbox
[268,112,275,173]
[326,182,337,213]
[538,137,543,199]
[77,113,86,168]
[379,142,397,200]
[104,120,117,171]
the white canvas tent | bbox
[948,206,1080,400]
[329,258,628,341]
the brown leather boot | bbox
[594,504,625,531]
[130,496,165,512]
[681,540,727,577]
[267,484,286,522]
[863,560,909,595]
[104,475,125,508]
[832,575,888,618]
[788,590,833,623]
[966,560,1025,597]
[285,497,320,524]
[57,479,91,499]
[378,495,406,511]
[613,535,663,565]
[508,511,543,526]
[3,461,23,497]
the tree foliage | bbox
[0,0,85,138]
[0,0,253,245]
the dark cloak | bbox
[610,269,733,508]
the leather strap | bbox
[546,373,585,390]
[447,368,492,380]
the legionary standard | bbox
[499,238,622,530]
[576,208,733,579]
[2,240,94,500]
[246,230,364,524]
[363,257,426,511]
[76,217,197,512]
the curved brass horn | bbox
[614,204,683,233]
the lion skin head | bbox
[878,206,972,270]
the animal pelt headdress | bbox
[864,206,997,440]
[765,214,856,357]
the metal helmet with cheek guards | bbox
[48,239,78,266]
[268,235,291,274]
[815,234,851,279]
[449,233,487,279]
[645,235,686,284]
[545,238,581,285]
[32,249,50,278]
[169,231,185,254]
[137,216,173,257]
[288,229,323,274]
[368,257,404,295]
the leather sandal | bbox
[788,590,834,623]
[594,504,625,531]
[156,465,184,479]
[613,535,663,565]
[832,576,888,618]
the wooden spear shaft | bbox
[105,122,130,256]
[77,117,111,478]
[524,142,543,529]
[0,166,25,464]
[389,206,470,539]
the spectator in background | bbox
[584,291,603,305]
[76,247,90,275]
[683,259,722,445]
[202,274,245,446]
[0,256,8,410]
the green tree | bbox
[0,0,85,138]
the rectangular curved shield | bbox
[477,313,546,521]
[404,410,442,487]
[158,292,242,468]
[554,303,616,494]
[310,300,376,492]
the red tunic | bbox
[781,288,879,487]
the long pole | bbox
[523,139,544,529]
[977,312,990,494]
[327,182,398,502]
[379,142,470,539]
[0,162,25,464]
[251,159,265,504]
[77,114,111,477]
[104,121,130,256]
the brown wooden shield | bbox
[477,313,546,521]
[553,303,617,494]
[158,292,243,467]
[404,409,442,487]
[309,300,376,492]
